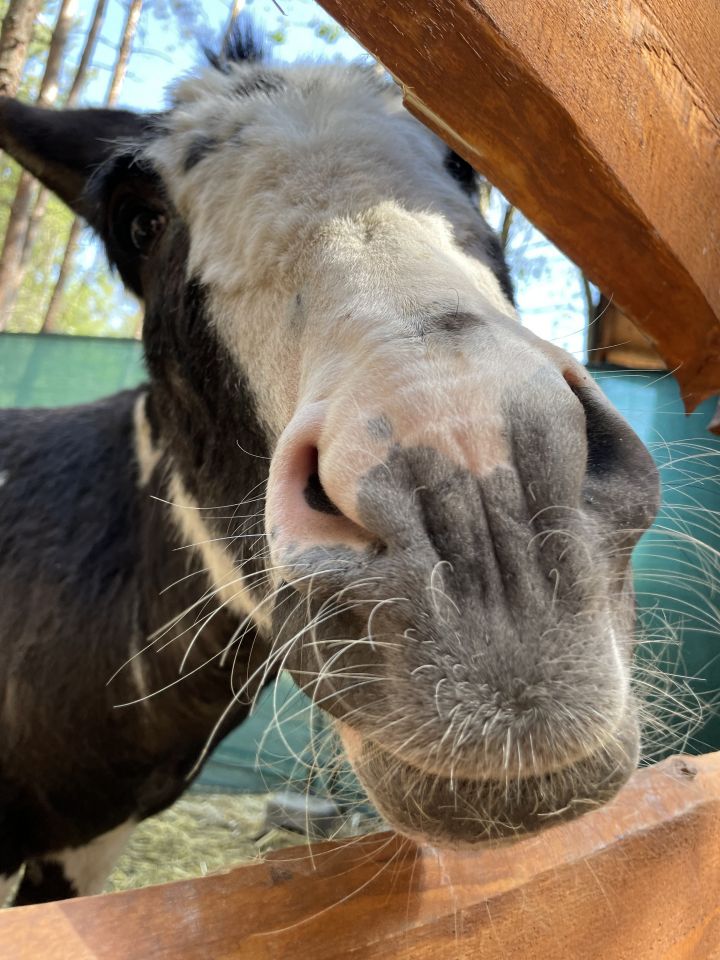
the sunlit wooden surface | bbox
[2,753,720,959]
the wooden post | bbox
[316,0,720,411]
[1,753,720,958]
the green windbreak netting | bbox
[2,332,720,798]
[592,370,720,758]
[0,332,147,408]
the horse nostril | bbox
[564,378,624,477]
[559,366,659,528]
[304,450,341,516]
[267,426,379,559]
[560,368,618,476]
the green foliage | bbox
[27,11,54,61]
[8,187,74,333]
[56,261,141,338]
[0,159,22,239]
[309,18,341,44]
[0,0,139,337]
[2,164,134,337]
[26,222,142,339]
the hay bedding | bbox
[0,793,377,906]
[106,793,296,892]
[106,792,380,893]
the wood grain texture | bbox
[2,754,720,959]
[317,0,720,409]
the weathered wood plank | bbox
[1,754,720,958]
[317,0,720,409]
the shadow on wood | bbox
[1,754,720,958]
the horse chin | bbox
[337,720,639,848]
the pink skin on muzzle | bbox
[266,402,375,571]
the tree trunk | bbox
[586,292,610,358]
[40,0,144,334]
[500,202,516,251]
[39,216,80,333]
[36,0,78,108]
[0,173,34,325]
[18,0,110,285]
[477,180,492,218]
[132,306,143,339]
[0,0,79,330]
[65,0,109,106]
[0,0,43,97]
[106,0,143,106]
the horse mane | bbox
[207,17,266,72]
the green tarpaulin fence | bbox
[2,331,719,795]
[593,370,720,756]
[0,333,146,409]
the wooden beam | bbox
[2,753,720,958]
[317,0,720,410]
[589,300,666,370]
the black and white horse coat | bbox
[0,31,659,905]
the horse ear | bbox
[0,98,150,219]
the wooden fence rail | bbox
[2,753,720,959]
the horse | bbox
[0,27,659,904]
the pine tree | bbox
[0,0,44,98]
[0,0,78,329]
[17,0,111,298]
[40,0,144,334]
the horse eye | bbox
[130,209,164,252]
[112,196,165,255]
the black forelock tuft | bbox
[207,17,265,73]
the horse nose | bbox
[266,364,659,575]
[266,396,518,570]
[498,363,659,537]
[266,404,379,566]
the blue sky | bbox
[54,0,589,354]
